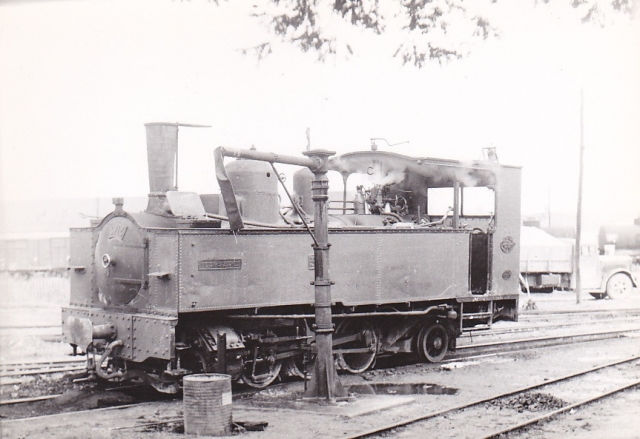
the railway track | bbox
[460,316,640,342]
[521,307,640,317]
[2,321,637,385]
[2,330,639,439]
[2,323,639,409]
[0,358,85,380]
[1,310,638,377]
[1,308,638,409]
[345,355,640,439]
[454,325,640,358]
[10,351,637,437]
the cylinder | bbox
[293,167,314,217]
[353,191,365,214]
[183,374,232,436]
[225,159,280,224]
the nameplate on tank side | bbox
[198,259,242,271]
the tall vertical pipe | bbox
[302,149,346,401]
[144,123,179,214]
[213,146,345,400]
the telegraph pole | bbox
[575,89,585,305]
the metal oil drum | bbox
[226,159,280,224]
[183,373,232,436]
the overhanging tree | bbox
[239,0,636,66]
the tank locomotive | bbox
[62,123,521,392]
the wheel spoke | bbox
[241,358,282,388]
[417,323,449,363]
[335,319,378,374]
[281,356,307,380]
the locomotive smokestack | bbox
[144,123,179,215]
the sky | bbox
[1,0,639,238]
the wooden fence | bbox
[0,271,70,307]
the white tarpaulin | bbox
[520,226,573,274]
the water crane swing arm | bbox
[213,146,323,232]
[214,145,345,401]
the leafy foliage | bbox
[243,0,635,66]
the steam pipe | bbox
[419,207,453,227]
[204,212,298,229]
[216,146,320,170]
[95,340,124,380]
[225,305,453,319]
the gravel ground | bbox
[1,290,640,438]
[3,334,639,438]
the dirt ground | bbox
[1,290,640,438]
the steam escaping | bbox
[330,153,409,188]
[367,163,407,187]
[329,151,497,190]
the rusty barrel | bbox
[183,374,232,436]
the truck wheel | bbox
[606,273,633,300]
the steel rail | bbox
[2,325,638,420]
[109,417,184,432]
[0,365,86,379]
[1,358,85,368]
[477,379,640,439]
[0,401,160,424]
[344,355,640,439]
[1,362,85,373]
[461,316,640,338]
[445,336,635,364]
[456,326,640,352]
[0,382,150,407]
[0,394,62,406]
[0,325,62,330]
[520,307,640,318]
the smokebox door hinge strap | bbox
[142,238,149,289]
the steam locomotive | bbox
[62,123,520,392]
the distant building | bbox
[0,196,146,271]
[0,232,70,271]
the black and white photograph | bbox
[1,0,639,437]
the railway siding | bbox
[2,326,639,439]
